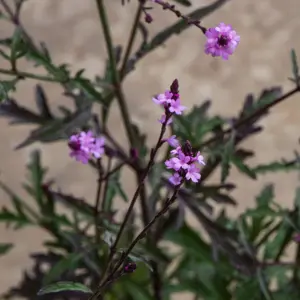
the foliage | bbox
[1,1,300,300]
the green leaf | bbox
[252,159,300,175]
[16,108,91,149]
[0,79,19,102]
[10,28,26,66]
[125,281,152,300]
[102,170,127,211]
[35,84,53,119]
[291,49,299,84]
[164,223,211,261]
[0,243,13,255]
[26,150,45,208]
[37,281,92,296]
[256,185,274,207]
[43,253,83,285]
[0,98,44,124]
[220,133,235,183]
[231,155,257,179]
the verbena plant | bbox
[1,0,300,299]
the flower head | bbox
[165,140,205,185]
[68,131,105,164]
[153,79,186,124]
[204,23,240,60]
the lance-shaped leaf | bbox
[0,98,44,124]
[37,281,92,296]
[35,84,54,119]
[15,108,91,149]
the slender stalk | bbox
[93,121,168,297]
[120,1,144,77]
[0,68,61,82]
[95,0,135,147]
[90,185,181,300]
[94,159,104,244]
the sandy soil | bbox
[0,0,300,298]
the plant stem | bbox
[95,0,135,147]
[0,68,61,82]
[94,159,104,244]
[92,121,168,298]
[90,185,181,300]
[120,1,144,77]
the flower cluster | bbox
[68,131,105,164]
[204,22,240,60]
[152,79,186,125]
[165,139,205,185]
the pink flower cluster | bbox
[152,79,186,125]
[165,138,205,186]
[68,131,105,164]
[205,23,240,60]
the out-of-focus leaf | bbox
[35,84,53,119]
[102,170,127,211]
[0,98,44,124]
[220,132,235,183]
[164,223,211,261]
[26,150,46,208]
[0,79,19,102]
[43,253,83,285]
[210,193,237,206]
[291,49,299,84]
[15,108,91,149]
[125,281,152,300]
[37,281,92,296]
[252,159,300,175]
[231,155,257,180]
[0,243,14,256]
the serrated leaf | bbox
[220,133,235,183]
[0,243,14,255]
[26,150,45,208]
[256,185,274,207]
[0,98,44,124]
[35,84,53,119]
[37,281,92,296]
[16,108,91,149]
[231,155,257,179]
[0,79,19,102]
[252,159,300,175]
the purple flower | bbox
[185,164,201,183]
[92,137,105,158]
[152,90,173,105]
[166,135,179,148]
[204,23,240,60]
[168,98,186,115]
[68,131,105,164]
[165,140,205,185]
[169,173,182,186]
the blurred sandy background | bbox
[0,0,300,297]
